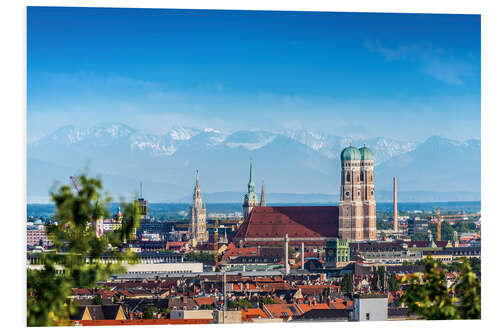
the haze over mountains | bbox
[27,123,480,203]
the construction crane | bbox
[70,175,104,238]
[69,176,80,193]
[428,208,480,238]
[213,217,219,264]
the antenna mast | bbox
[69,176,80,193]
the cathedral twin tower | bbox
[339,145,377,241]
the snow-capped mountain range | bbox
[29,123,417,164]
[27,123,480,203]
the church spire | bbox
[193,169,202,208]
[248,159,255,193]
[189,169,208,244]
[260,179,266,207]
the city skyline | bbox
[28,8,480,143]
[24,5,482,327]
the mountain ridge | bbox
[27,123,480,202]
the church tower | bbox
[189,170,208,244]
[359,146,377,240]
[243,159,259,219]
[339,146,364,241]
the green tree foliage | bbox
[227,298,254,309]
[412,233,429,241]
[27,174,141,326]
[260,296,277,305]
[399,257,480,320]
[371,270,379,291]
[376,220,392,230]
[440,221,455,241]
[371,266,386,292]
[454,259,481,319]
[389,272,400,292]
[453,222,476,234]
[341,273,353,293]
[184,252,214,263]
[469,257,481,274]
[378,266,386,291]
[143,306,157,319]
[92,295,103,305]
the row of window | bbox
[345,172,373,183]
[343,189,375,199]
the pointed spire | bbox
[260,179,266,207]
[249,158,254,182]
[193,169,202,208]
[248,158,255,192]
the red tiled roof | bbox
[234,206,339,241]
[97,290,116,298]
[73,289,92,295]
[222,247,259,261]
[298,285,328,296]
[193,297,216,306]
[264,304,301,318]
[404,240,449,248]
[296,303,331,313]
[241,308,269,321]
[116,290,134,298]
[166,242,185,248]
[331,299,353,310]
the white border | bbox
[1,1,498,333]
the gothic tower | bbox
[189,170,208,244]
[260,179,266,207]
[243,159,259,219]
[339,146,364,241]
[359,146,377,240]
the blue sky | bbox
[27,7,480,143]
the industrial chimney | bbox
[393,177,398,232]
[284,234,290,275]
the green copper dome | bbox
[341,146,361,161]
[359,146,374,160]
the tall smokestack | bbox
[284,234,290,275]
[393,177,398,232]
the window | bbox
[360,172,364,181]
[346,173,351,182]
[345,191,350,198]
[366,313,370,320]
